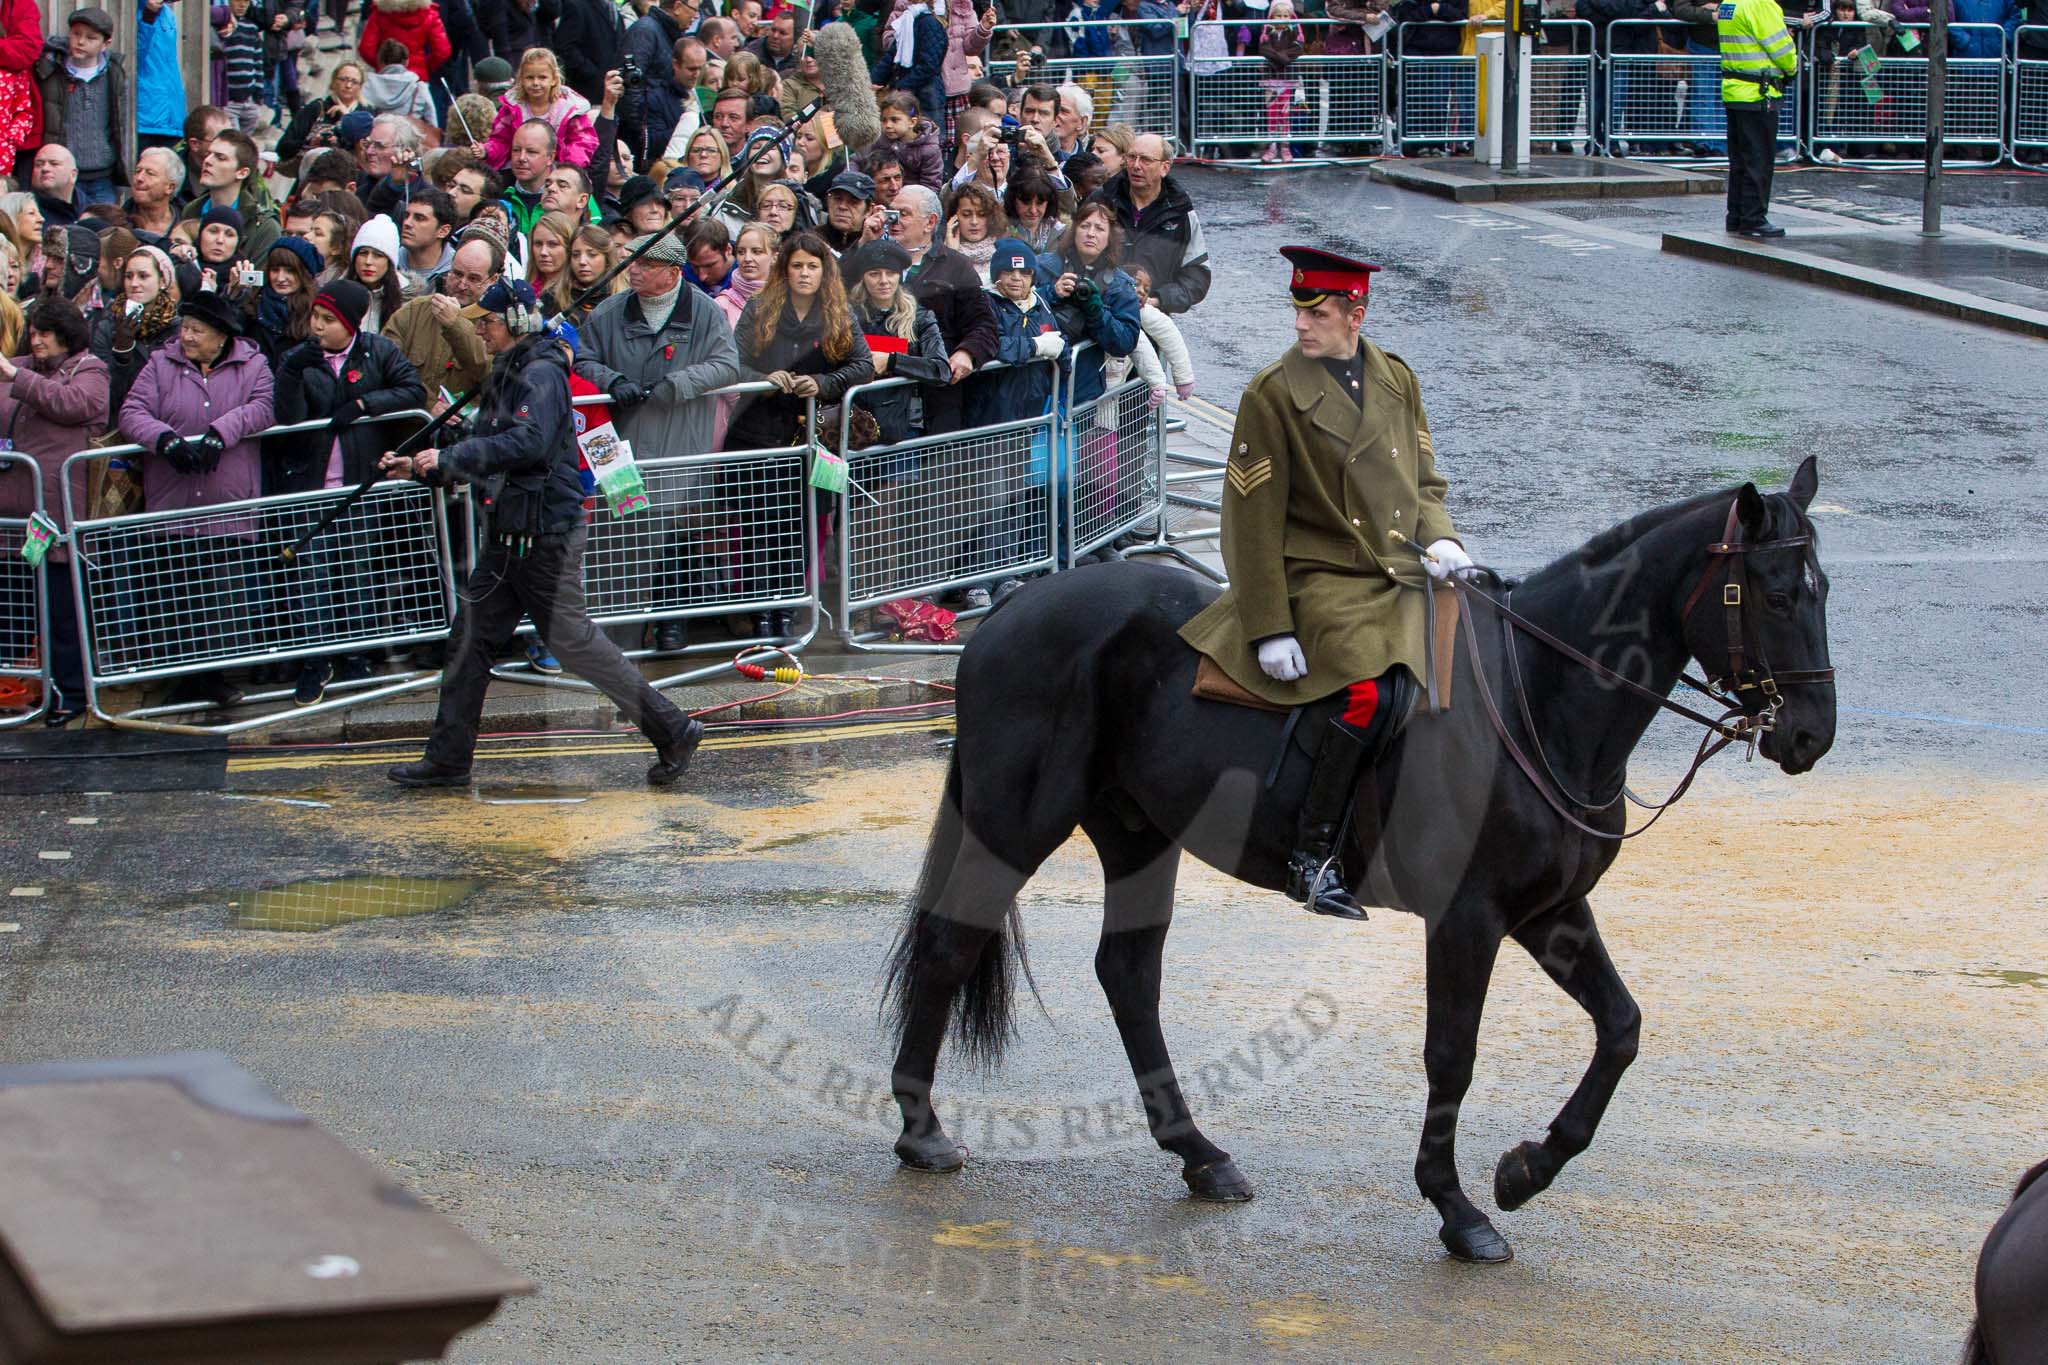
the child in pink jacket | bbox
[481,48,599,169]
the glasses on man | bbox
[1127,152,1167,165]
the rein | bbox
[1439,499,1835,843]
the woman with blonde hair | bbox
[527,211,578,299]
[0,292,23,358]
[545,225,621,329]
[683,126,726,177]
[481,48,600,169]
[0,236,20,297]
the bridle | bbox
[1446,497,1837,843]
[1679,500,1839,707]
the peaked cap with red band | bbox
[1281,245,1382,309]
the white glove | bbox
[1424,538,1474,583]
[1256,635,1308,682]
[1032,331,1065,360]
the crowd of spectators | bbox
[0,0,1222,721]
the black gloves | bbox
[156,432,195,473]
[330,398,364,429]
[609,378,648,407]
[192,428,227,473]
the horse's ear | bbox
[1788,455,1818,511]
[1736,482,1767,533]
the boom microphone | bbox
[812,22,882,151]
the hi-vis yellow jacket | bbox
[1718,0,1799,103]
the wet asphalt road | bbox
[4,165,2047,1361]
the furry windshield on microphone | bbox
[811,23,882,152]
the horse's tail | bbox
[881,749,1034,1069]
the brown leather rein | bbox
[1444,500,1837,843]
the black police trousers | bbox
[1725,101,1779,231]
[423,522,693,771]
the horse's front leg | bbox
[1493,897,1642,1212]
[1416,909,1510,1263]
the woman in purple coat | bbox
[117,290,276,710]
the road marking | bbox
[0,924,17,934]
[38,851,71,861]
[226,717,957,775]
[1435,211,1616,257]
[8,888,42,898]
[67,816,98,825]
[1445,203,1660,252]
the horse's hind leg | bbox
[1082,812,1251,1203]
[1492,897,1642,1212]
[889,836,1031,1173]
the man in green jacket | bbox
[1180,247,1469,919]
[1719,0,1799,236]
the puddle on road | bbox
[232,876,480,932]
[1961,969,2048,989]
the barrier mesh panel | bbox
[76,482,447,679]
[1068,378,1162,559]
[579,450,810,623]
[1190,55,1386,150]
[2021,56,2048,147]
[1037,54,1181,142]
[841,417,1055,607]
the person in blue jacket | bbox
[1033,199,1140,408]
[871,0,950,129]
[1950,0,2012,57]
[958,236,1068,603]
[134,0,189,152]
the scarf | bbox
[639,280,683,333]
[257,286,295,340]
[890,1,928,67]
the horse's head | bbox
[1684,456,1836,775]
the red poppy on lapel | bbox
[346,369,361,384]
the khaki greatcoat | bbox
[1179,340,1460,707]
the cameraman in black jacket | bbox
[379,280,704,789]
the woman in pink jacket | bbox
[482,48,600,170]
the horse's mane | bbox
[1516,482,1808,596]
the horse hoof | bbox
[1494,1140,1547,1212]
[895,1134,968,1172]
[1183,1157,1255,1202]
[1439,1216,1514,1264]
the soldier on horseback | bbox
[1179,247,1471,920]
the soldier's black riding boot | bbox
[1285,721,1372,920]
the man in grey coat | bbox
[573,231,742,651]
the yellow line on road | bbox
[1182,395,1238,429]
[226,717,955,774]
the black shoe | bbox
[1734,222,1786,239]
[751,611,776,638]
[1288,851,1368,920]
[333,654,374,683]
[387,759,472,788]
[1283,721,1373,921]
[292,659,335,706]
[771,609,795,637]
[173,672,244,709]
[43,703,84,728]
[654,621,687,653]
[647,717,705,787]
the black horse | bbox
[1966,1159,2048,1364]
[883,459,1836,1263]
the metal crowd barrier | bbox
[831,359,1061,654]
[1530,22,1600,147]
[991,20,1183,144]
[487,384,819,691]
[59,411,455,735]
[1065,368,1166,567]
[1601,18,1799,157]
[1187,20,1388,158]
[2021,28,2048,157]
[1808,22,2008,165]
[0,451,51,728]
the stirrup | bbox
[1304,851,1367,921]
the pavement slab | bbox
[1371,155,1724,203]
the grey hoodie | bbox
[362,64,433,123]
